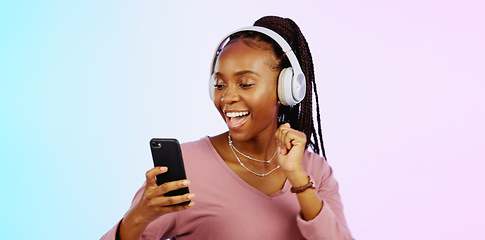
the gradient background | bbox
[1,0,484,239]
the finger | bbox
[280,128,293,153]
[276,130,288,154]
[145,166,168,187]
[284,130,294,150]
[285,128,307,146]
[152,193,196,207]
[275,124,287,142]
[278,143,288,155]
[156,179,191,196]
[275,123,289,138]
[275,123,297,154]
[275,126,281,142]
[283,129,304,153]
[159,201,195,214]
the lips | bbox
[225,111,249,129]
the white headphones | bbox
[209,26,306,106]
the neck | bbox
[227,131,278,161]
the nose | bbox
[221,85,239,104]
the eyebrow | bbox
[235,70,259,77]
[215,70,260,78]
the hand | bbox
[274,123,307,174]
[126,167,195,226]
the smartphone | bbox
[150,138,190,205]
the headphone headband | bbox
[210,26,301,75]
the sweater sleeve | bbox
[100,182,177,240]
[99,220,121,240]
[296,155,354,240]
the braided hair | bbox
[225,16,327,159]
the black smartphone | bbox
[150,138,190,205]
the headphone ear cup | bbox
[209,73,216,101]
[292,72,306,104]
[278,67,295,106]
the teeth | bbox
[226,111,249,118]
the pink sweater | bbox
[101,137,353,239]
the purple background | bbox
[1,0,483,239]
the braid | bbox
[254,16,327,159]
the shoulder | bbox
[301,150,327,169]
[179,136,224,181]
[180,136,212,156]
[180,136,226,163]
[178,137,213,173]
[180,136,210,152]
[301,150,333,181]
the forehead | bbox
[215,39,278,74]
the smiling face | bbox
[213,39,281,142]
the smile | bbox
[224,111,250,129]
[225,111,249,118]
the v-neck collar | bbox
[203,136,291,200]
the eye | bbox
[214,79,225,90]
[239,83,254,89]
[214,84,225,90]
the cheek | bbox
[212,89,223,106]
[249,89,279,114]
[213,93,232,123]
[213,95,224,115]
[253,83,278,104]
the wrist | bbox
[124,207,151,229]
[290,175,315,193]
[285,169,308,187]
[119,211,150,240]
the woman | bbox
[102,16,353,240]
